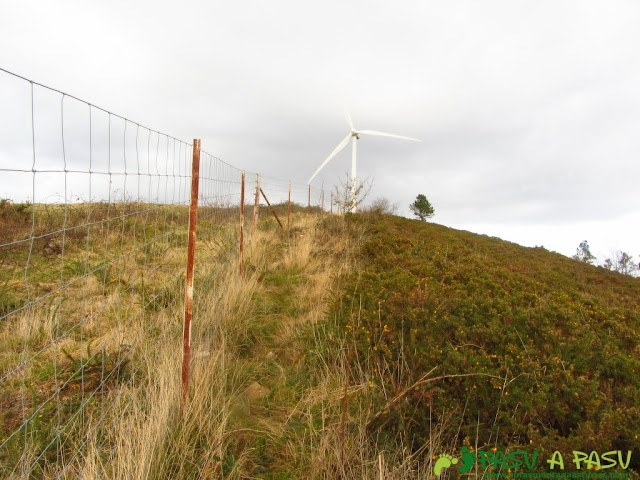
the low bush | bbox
[333,215,640,470]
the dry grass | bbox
[3,211,447,478]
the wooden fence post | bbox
[330,191,333,215]
[287,180,291,228]
[181,138,201,410]
[239,170,245,277]
[260,188,284,229]
[308,185,311,213]
[252,174,260,237]
[321,190,324,216]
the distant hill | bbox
[333,214,640,470]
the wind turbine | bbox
[308,111,420,213]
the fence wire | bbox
[0,67,331,477]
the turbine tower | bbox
[308,111,420,212]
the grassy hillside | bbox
[333,213,640,471]
[2,203,638,478]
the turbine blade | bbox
[357,130,421,142]
[344,109,354,130]
[308,134,352,184]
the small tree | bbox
[602,251,638,276]
[573,240,595,265]
[409,194,435,221]
[332,172,372,214]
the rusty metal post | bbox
[239,170,245,277]
[181,138,201,410]
[251,174,260,238]
[287,180,291,228]
[308,185,311,213]
[260,188,284,229]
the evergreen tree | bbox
[409,194,435,221]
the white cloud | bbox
[1,0,638,258]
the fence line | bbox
[0,67,327,476]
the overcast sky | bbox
[1,0,639,261]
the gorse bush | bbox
[334,215,640,470]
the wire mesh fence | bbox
[0,67,327,476]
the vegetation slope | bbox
[2,201,639,478]
[334,213,640,473]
